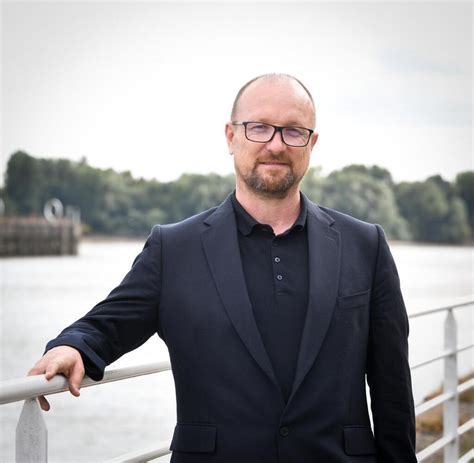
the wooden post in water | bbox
[0,217,81,256]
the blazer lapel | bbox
[287,200,341,405]
[201,196,280,391]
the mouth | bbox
[258,160,289,167]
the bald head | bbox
[230,73,316,128]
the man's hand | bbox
[28,346,85,411]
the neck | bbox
[235,185,302,235]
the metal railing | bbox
[1,297,473,463]
[410,297,474,463]
[0,362,173,462]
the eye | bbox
[248,123,271,133]
[284,127,305,138]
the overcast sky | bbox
[1,1,472,186]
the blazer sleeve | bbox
[45,225,163,381]
[366,224,417,462]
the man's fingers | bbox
[44,362,61,380]
[27,346,85,406]
[68,364,85,397]
[28,361,47,377]
[37,395,51,412]
[28,368,42,377]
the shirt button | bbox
[276,274,283,281]
[274,257,281,263]
[279,426,289,437]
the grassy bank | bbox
[416,372,473,462]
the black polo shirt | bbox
[231,192,309,401]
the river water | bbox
[1,239,473,462]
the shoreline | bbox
[416,372,473,461]
[81,234,474,248]
[81,234,146,243]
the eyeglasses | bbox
[231,121,314,147]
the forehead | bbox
[236,78,314,127]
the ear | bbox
[310,131,319,150]
[225,122,235,151]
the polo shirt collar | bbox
[231,191,308,236]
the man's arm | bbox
[367,224,417,462]
[28,225,163,410]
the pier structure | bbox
[0,297,473,462]
[0,198,81,257]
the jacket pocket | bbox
[337,289,371,309]
[170,423,217,453]
[343,425,376,455]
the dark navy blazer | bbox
[47,194,417,463]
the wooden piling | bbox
[0,217,81,257]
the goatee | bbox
[243,168,296,199]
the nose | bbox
[266,128,286,152]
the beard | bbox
[245,170,295,199]
[236,159,297,199]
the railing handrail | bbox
[408,295,473,318]
[415,378,474,415]
[410,343,474,370]
[0,361,171,405]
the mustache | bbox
[257,153,290,164]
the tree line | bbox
[2,151,473,244]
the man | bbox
[30,73,417,462]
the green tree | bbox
[3,150,470,242]
[4,151,42,214]
[440,198,471,243]
[335,164,395,189]
[166,173,234,223]
[321,167,411,240]
[301,166,324,203]
[455,171,474,237]
[396,177,470,243]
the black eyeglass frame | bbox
[231,121,315,147]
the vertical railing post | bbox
[16,399,47,462]
[443,309,459,462]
